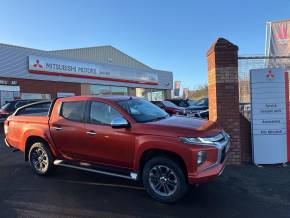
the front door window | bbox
[89,101,122,125]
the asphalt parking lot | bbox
[0,134,290,218]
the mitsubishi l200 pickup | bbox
[4,96,230,203]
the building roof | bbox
[0,43,153,70]
[48,45,152,70]
[0,42,44,52]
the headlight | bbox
[179,137,214,145]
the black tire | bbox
[142,156,189,203]
[28,142,54,176]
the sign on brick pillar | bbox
[207,38,242,165]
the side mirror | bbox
[111,117,130,128]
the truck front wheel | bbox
[142,157,189,203]
[28,142,54,176]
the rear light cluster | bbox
[4,120,9,135]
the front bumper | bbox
[188,157,227,184]
[188,133,230,184]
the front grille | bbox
[209,132,229,163]
[221,147,226,163]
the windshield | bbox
[195,98,208,106]
[118,98,169,123]
[187,100,196,106]
[162,100,178,108]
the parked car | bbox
[0,99,41,121]
[4,96,230,203]
[240,103,251,121]
[166,99,196,108]
[151,100,186,115]
[185,97,209,119]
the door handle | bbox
[53,126,62,130]
[86,131,96,135]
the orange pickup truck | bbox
[4,96,230,203]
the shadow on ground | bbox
[0,134,289,218]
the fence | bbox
[238,55,290,120]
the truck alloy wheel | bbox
[28,142,54,175]
[142,157,189,203]
[148,165,178,197]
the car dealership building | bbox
[0,43,173,106]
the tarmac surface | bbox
[0,134,289,218]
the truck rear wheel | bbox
[28,142,54,176]
[142,157,189,203]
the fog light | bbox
[197,151,207,165]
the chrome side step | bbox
[54,160,138,181]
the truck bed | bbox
[5,101,53,152]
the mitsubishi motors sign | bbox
[28,55,159,85]
[250,67,290,164]
[266,19,290,57]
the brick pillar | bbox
[207,38,241,165]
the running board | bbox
[54,160,138,181]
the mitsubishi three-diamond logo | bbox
[33,59,43,68]
[266,70,275,80]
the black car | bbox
[185,97,209,119]
[166,99,196,107]
[0,99,41,120]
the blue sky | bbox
[0,0,290,89]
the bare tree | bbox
[186,84,208,100]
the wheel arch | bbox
[25,136,51,161]
[138,149,188,179]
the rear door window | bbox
[60,101,85,122]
